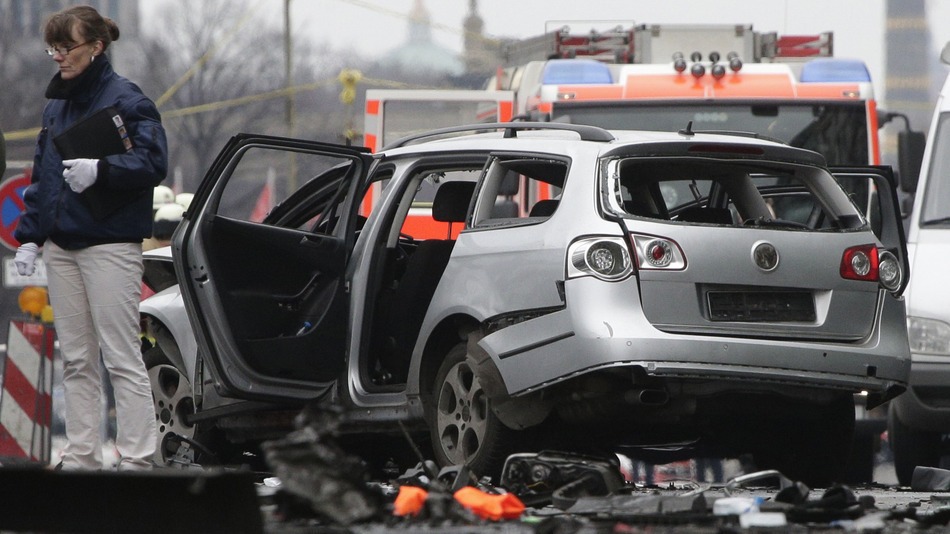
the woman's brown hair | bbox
[44,5,120,49]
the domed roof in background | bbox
[382,0,464,76]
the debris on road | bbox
[261,404,385,526]
[255,404,950,532]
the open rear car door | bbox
[831,165,909,296]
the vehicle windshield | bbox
[551,102,869,165]
[919,112,950,226]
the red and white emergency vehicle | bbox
[368,24,889,155]
[364,24,906,225]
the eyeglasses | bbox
[45,41,91,57]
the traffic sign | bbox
[0,171,31,251]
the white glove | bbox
[15,243,39,276]
[63,158,99,193]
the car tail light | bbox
[840,245,876,281]
[630,234,686,270]
[567,237,632,281]
[839,244,903,291]
[877,250,902,291]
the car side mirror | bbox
[898,129,926,194]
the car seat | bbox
[381,181,475,383]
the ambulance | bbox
[888,41,950,486]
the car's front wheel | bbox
[427,341,518,479]
[143,345,201,466]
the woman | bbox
[13,5,168,470]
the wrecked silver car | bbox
[147,122,909,487]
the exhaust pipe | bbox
[625,388,669,406]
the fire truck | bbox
[362,23,923,482]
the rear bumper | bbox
[481,276,911,398]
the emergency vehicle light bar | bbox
[800,58,871,83]
[541,59,614,85]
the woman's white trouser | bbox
[44,241,157,470]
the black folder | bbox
[53,107,146,220]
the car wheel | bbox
[427,341,517,479]
[888,401,942,487]
[143,345,200,466]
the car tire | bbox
[427,341,518,480]
[888,401,942,487]
[143,345,207,466]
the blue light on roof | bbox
[542,59,613,84]
[800,58,872,83]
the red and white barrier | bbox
[0,320,54,464]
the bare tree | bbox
[0,27,56,163]
[127,0,382,192]
[128,0,288,190]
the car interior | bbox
[372,180,475,384]
[368,155,569,386]
[613,159,863,231]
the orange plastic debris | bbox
[453,486,526,520]
[393,485,428,516]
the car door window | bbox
[471,155,568,228]
[216,146,356,228]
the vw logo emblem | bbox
[752,241,779,271]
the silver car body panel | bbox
[140,248,199,385]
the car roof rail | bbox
[384,122,615,150]
[678,120,786,145]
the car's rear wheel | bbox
[888,401,943,486]
[427,341,518,480]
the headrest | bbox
[432,182,475,223]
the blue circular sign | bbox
[0,171,31,251]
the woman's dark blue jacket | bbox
[15,54,168,250]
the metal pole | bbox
[285,0,297,191]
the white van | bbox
[888,42,950,486]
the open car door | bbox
[173,134,372,402]
[832,165,910,295]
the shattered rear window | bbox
[602,157,865,231]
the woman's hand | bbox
[63,158,99,193]
[14,243,39,276]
